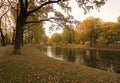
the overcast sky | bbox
[46,0,120,37]
[71,0,120,22]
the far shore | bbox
[56,44,120,52]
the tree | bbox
[32,25,47,44]
[75,22,86,44]
[116,16,120,41]
[0,1,9,46]
[24,23,47,44]
[51,33,62,45]
[74,31,81,44]
[117,16,120,23]
[7,0,106,54]
[62,25,75,44]
[79,17,102,46]
[112,23,120,42]
[99,22,120,46]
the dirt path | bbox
[0,46,10,56]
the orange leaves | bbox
[75,23,86,43]
[75,17,102,44]
[83,19,92,29]
[98,22,120,44]
[74,31,81,42]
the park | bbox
[0,0,120,82]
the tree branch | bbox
[27,0,62,15]
[0,7,9,19]
[25,17,58,24]
[25,16,77,26]
[25,0,28,11]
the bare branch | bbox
[0,7,9,19]
[25,17,59,24]
[27,0,62,15]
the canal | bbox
[44,46,120,74]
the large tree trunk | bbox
[14,25,23,54]
[13,0,29,54]
[13,15,25,54]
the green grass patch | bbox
[0,45,120,83]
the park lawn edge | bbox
[57,44,120,52]
[0,45,120,83]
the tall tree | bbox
[82,17,102,46]
[75,22,86,44]
[62,25,74,44]
[51,33,62,45]
[8,0,106,54]
[99,22,120,46]
[25,23,47,44]
[0,1,9,46]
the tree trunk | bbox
[14,26,23,54]
[0,20,6,46]
[0,31,6,46]
[21,28,24,46]
[1,36,6,46]
[12,30,15,45]
[13,16,25,54]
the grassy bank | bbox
[0,46,120,83]
[58,44,120,52]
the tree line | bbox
[51,16,120,47]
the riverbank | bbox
[58,44,120,51]
[0,46,120,82]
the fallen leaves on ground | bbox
[0,46,120,83]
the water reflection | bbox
[46,46,63,60]
[45,46,120,74]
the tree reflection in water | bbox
[45,46,120,74]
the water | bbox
[44,46,120,74]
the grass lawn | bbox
[0,45,120,83]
